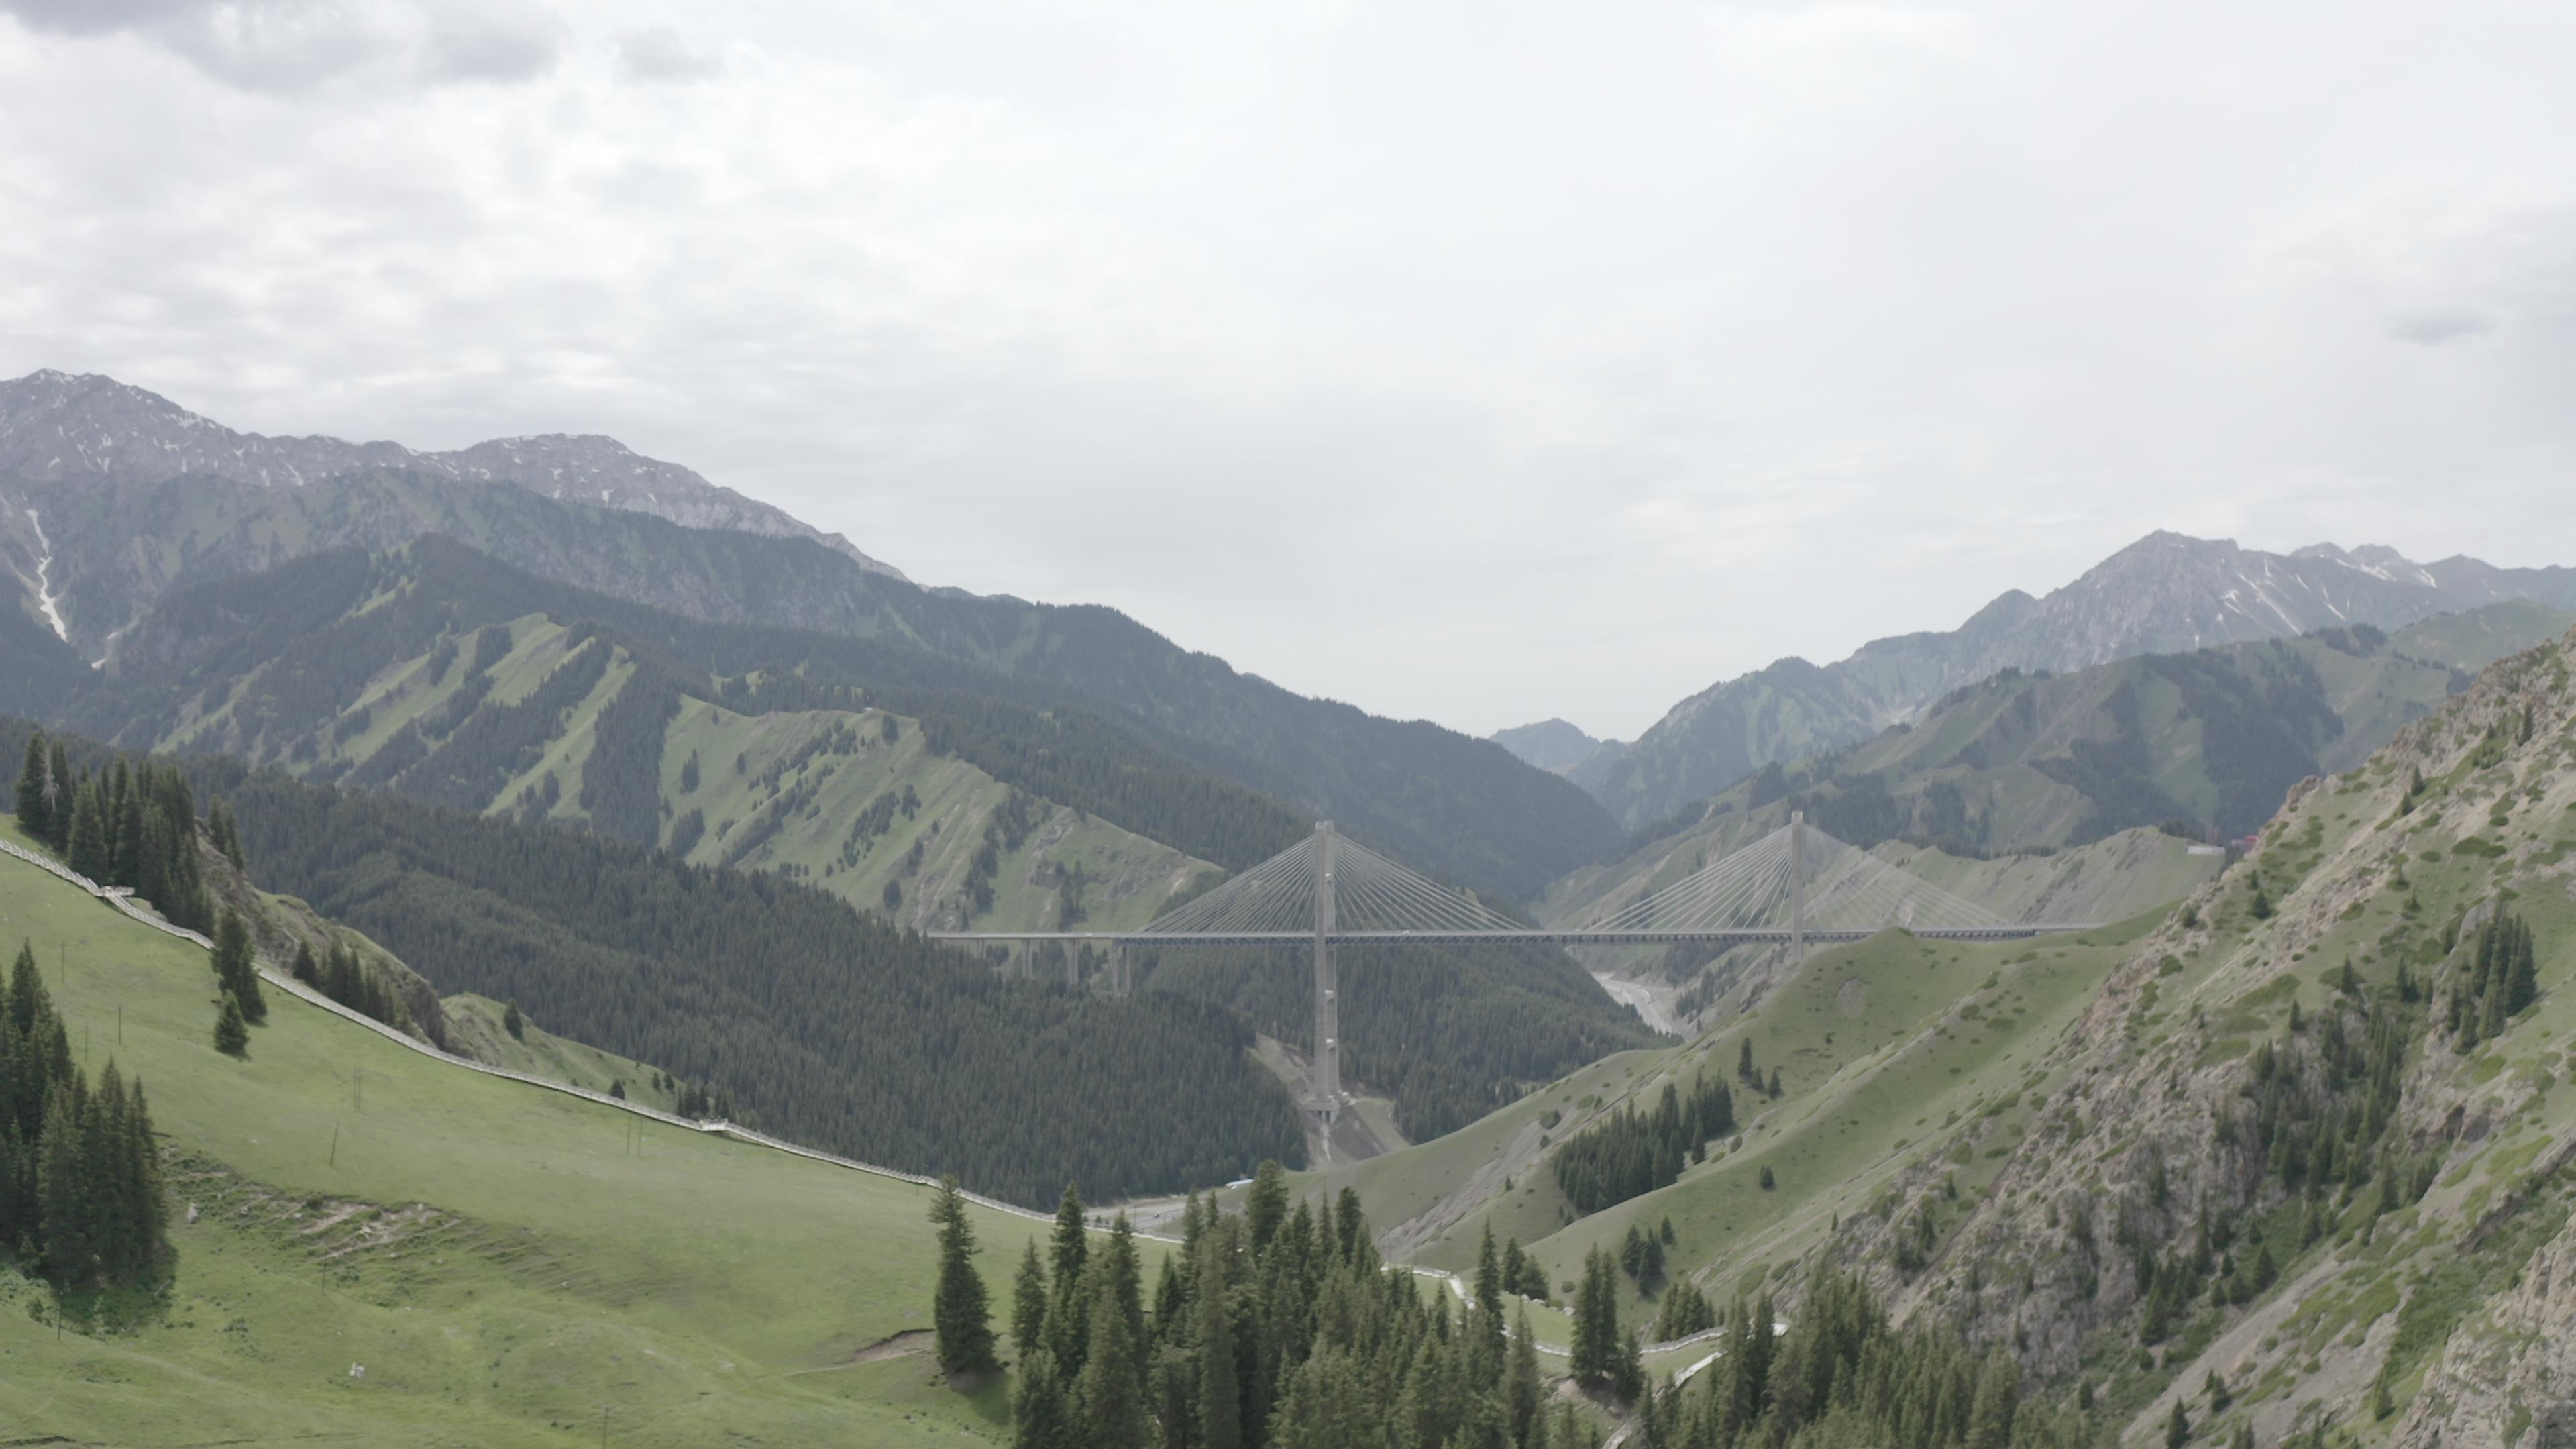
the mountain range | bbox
[1564,529,2576,831]
[0,368,902,586]
[0,370,1615,899]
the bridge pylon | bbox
[1312,820,1340,1124]
[1790,810,1807,964]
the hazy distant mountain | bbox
[1581,530,2576,829]
[0,368,902,578]
[1489,718,1624,776]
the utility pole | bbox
[1313,822,1340,1125]
[1790,811,1809,965]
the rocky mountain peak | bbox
[0,370,904,581]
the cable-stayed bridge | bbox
[934,813,2094,1121]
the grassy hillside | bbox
[1324,623,2576,1446]
[657,697,1203,933]
[0,812,1113,1446]
[1307,914,2156,1309]
[11,484,1616,897]
[117,602,1212,934]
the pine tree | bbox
[1245,1159,1287,1256]
[1075,1258,1152,1447]
[1012,1349,1073,1449]
[211,910,265,1023]
[2506,917,2540,1015]
[1570,1246,1617,1384]
[1046,1183,1090,1375]
[1472,1222,1507,1380]
[36,1081,88,1283]
[14,732,51,843]
[208,799,245,868]
[1012,1237,1050,1361]
[928,1177,998,1377]
[66,777,109,883]
[113,769,145,891]
[291,941,320,986]
[1195,1226,1242,1449]
[44,742,72,853]
[2166,1397,2190,1448]
[1505,1305,1542,1444]
[214,994,248,1057]
[504,1000,525,1040]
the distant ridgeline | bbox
[1,718,1305,1207]
[1603,605,2574,866]
[39,541,1310,875]
[5,521,1615,898]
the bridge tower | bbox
[1790,810,1808,964]
[1313,820,1340,1124]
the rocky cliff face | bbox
[0,369,903,579]
[1809,626,2576,1445]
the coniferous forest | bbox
[991,1165,1607,1449]
[1,941,170,1290]
[74,745,1308,1207]
[1550,1072,1735,1215]
[14,729,217,933]
[1142,939,1658,1142]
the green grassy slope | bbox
[1352,624,2576,1446]
[437,993,680,1112]
[659,698,1205,933]
[130,609,1213,934]
[1308,914,2157,1326]
[0,812,1112,1446]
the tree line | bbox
[171,751,1305,1206]
[1625,1265,2098,1449]
[14,729,223,933]
[1,941,169,1289]
[940,1163,1605,1449]
[1552,1073,1735,1216]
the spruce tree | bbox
[1195,1224,1242,1449]
[36,1082,88,1283]
[1570,1246,1616,1384]
[14,731,50,842]
[1245,1159,1287,1256]
[2166,1397,2190,1448]
[1046,1183,1090,1375]
[66,778,108,883]
[1011,1237,1049,1360]
[928,1177,998,1377]
[1012,1350,1073,1449]
[1075,1261,1152,1447]
[113,771,145,891]
[214,994,248,1057]
[212,910,265,1023]
[44,741,72,853]
[1505,1305,1542,1446]
[1472,1222,1507,1380]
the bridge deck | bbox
[931,926,2099,946]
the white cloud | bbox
[2,0,2572,737]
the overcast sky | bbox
[3,1,2571,739]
